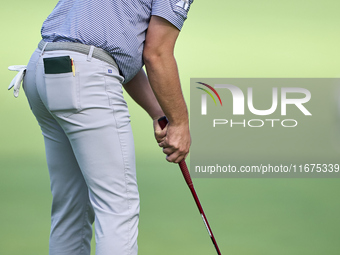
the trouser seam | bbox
[78,201,91,255]
[117,127,133,255]
[103,68,133,255]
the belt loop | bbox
[87,46,95,61]
[40,41,49,56]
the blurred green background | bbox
[1,0,340,254]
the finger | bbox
[165,150,185,163]
[155,131,166,143]
[156,137,165,144]
[162,147,175,155]
[158,140,169,148]
[166,154,184,163]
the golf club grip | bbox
[178,160,193,186]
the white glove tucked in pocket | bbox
[8,65,27,98]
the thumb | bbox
[154,119,168,142]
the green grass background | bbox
[1,0,340,254]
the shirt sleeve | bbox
[151,0,194,30]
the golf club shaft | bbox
[158,116,222,255]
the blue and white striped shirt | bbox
[41,0,193,83]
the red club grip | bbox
[158,116,168,130]
[157,116,193,186]
[179,160,193,187]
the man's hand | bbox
[158,122,191,163]
[154,117,191,163]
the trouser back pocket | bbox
[43,56,80,114]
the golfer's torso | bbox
[41,0,192,83]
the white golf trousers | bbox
[23,48,139,255]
